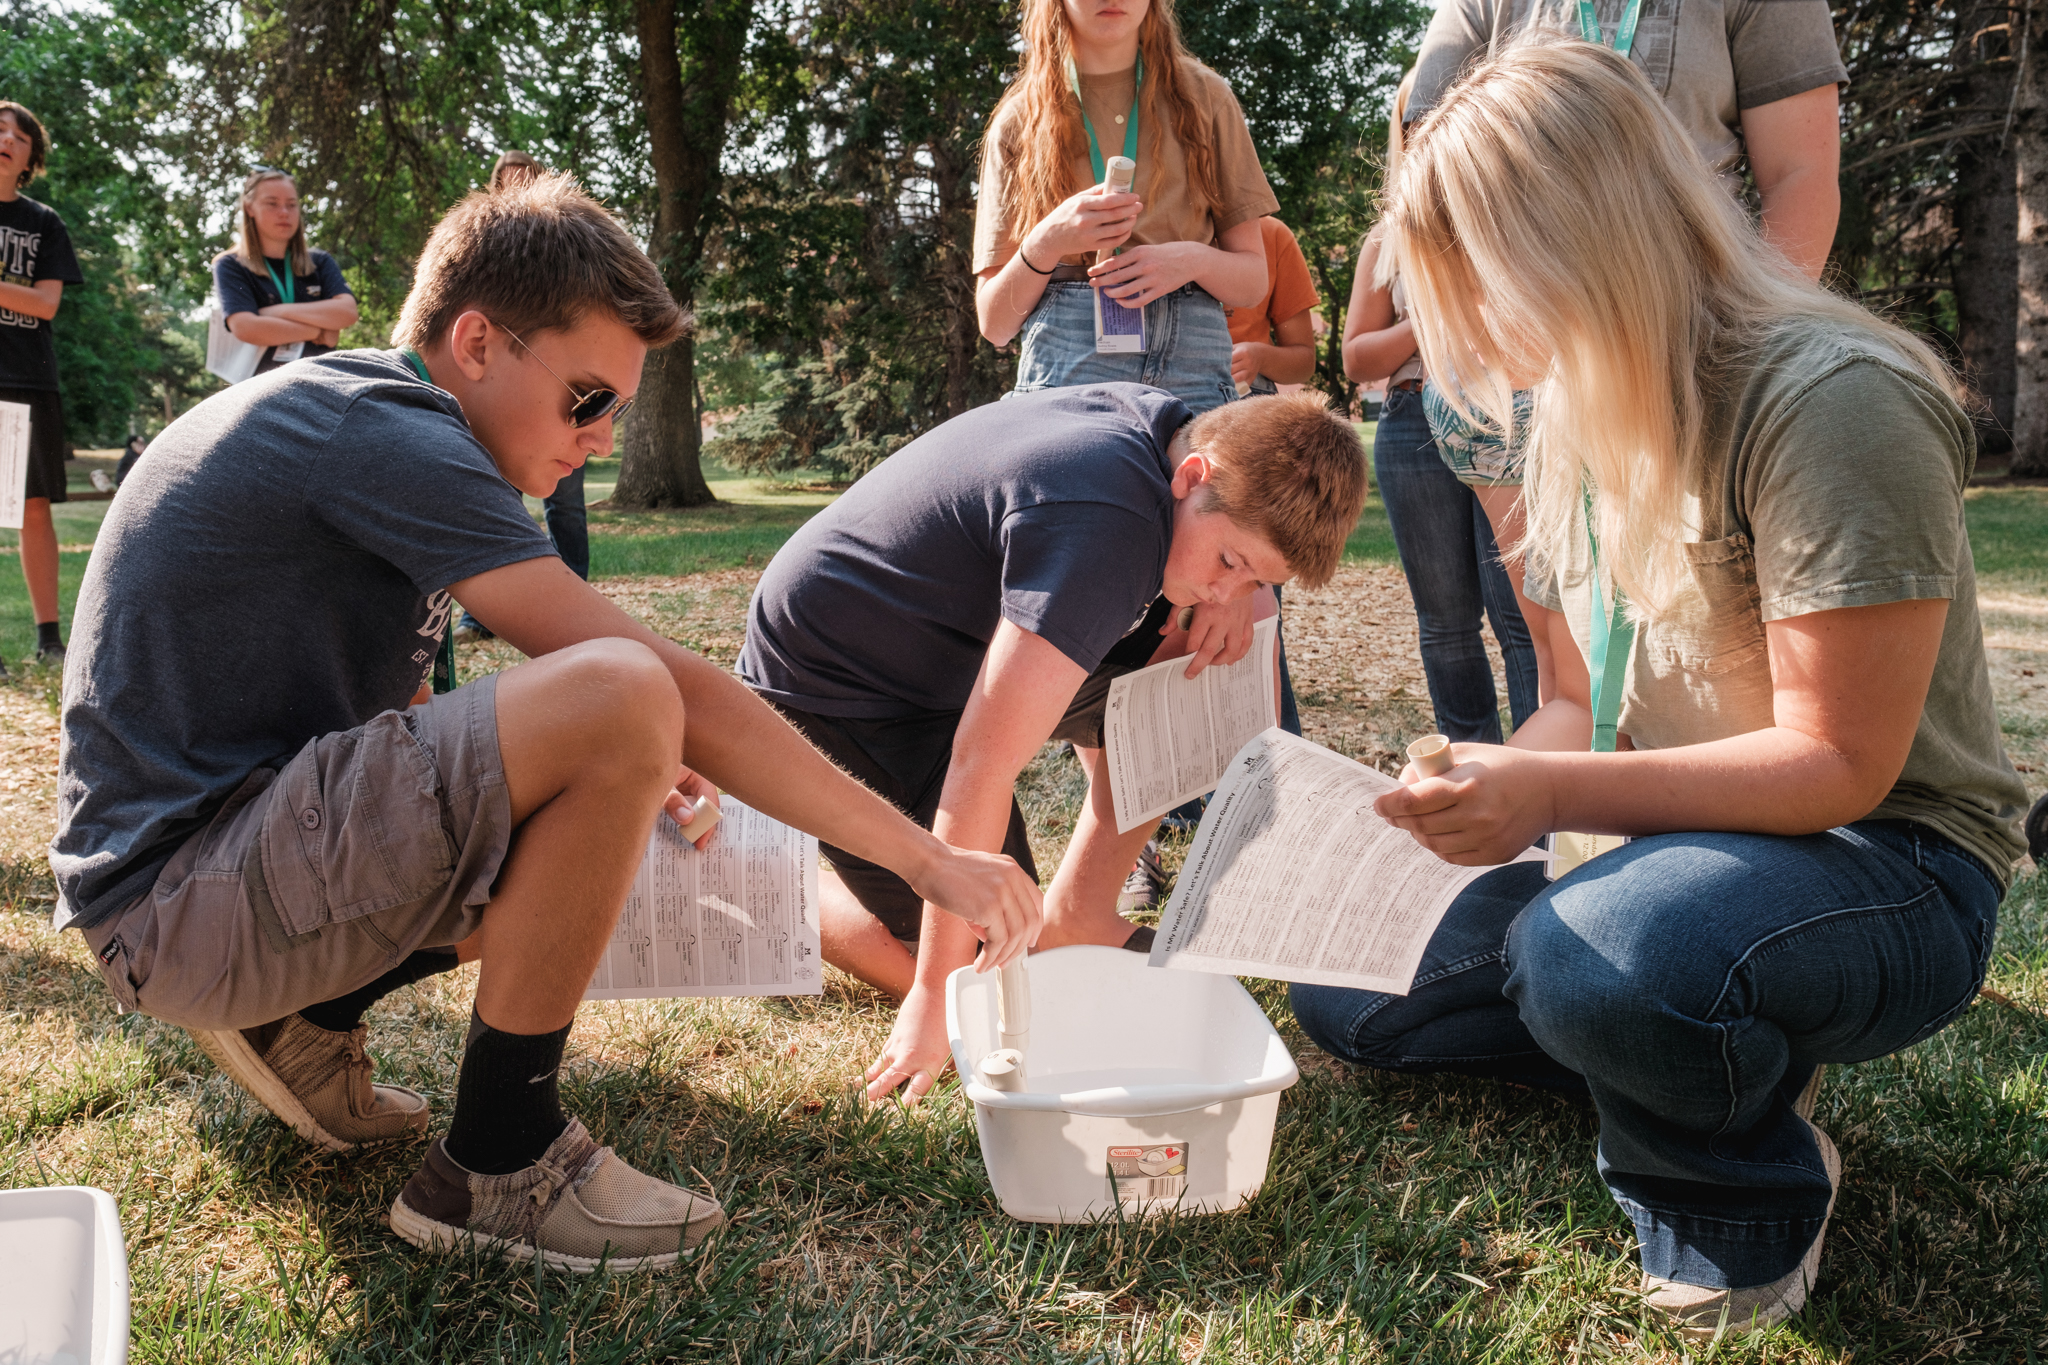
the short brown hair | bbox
[1186,391,1368,588]
[0,102,48,192]
[394,171,687,350]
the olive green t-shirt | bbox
[973,60,1280,274]
[1523,318,2028,883]
[1408,0,1847,182]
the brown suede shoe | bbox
[188,1014,429,1152]
[389,1119,726,1272]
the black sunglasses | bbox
[498,322,635,429]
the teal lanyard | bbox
[263,257,296,305]
[1066,57,1142,184]
[1582,489,1634,753]
[400,348,430,382]
[1577,0,1644,56]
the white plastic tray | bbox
[0,1186,131,1365]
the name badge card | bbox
[1094,289,1146,354]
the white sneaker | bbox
[1642,1119,1841,1341]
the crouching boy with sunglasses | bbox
[50,174,1042,1271]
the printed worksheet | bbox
[585,798,823,1000]
[1150,729,1542,995]
[1104,615,1278,833]
[0,400,29,531]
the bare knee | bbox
[501,638,682,795]
[559,637,682,750]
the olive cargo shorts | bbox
[82,676,513,1031]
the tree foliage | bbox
[706,0,1428,481]
[3,0,219,443]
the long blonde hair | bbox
[1383,41,1956,618]
[236,169,312,276]
[988,0,1221,239]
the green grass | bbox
[0,747,2041,1361]
[1965,485,2048,593]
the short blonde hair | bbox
[1384,40,1953,617]
[394,171,686,350]
[1187,391,1369,588]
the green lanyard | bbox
[263,257,296,305]
[1577,0,1644,56]
[1582,489,1634,753]
[401,348,432,384]
[1066,56,1142,184]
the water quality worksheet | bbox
[0,400,29,531]
[1150,729,1544,995]
[1103,615,1278,834]
[585,799,824,1000]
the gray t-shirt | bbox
[740,384,1188,719]
[1409,0,1848,179]
[1524,318,2028,883]
[51,350,557,931]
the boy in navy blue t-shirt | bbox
[740,384,1369,1101]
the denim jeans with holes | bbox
[1289,820,2002,1290]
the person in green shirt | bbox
[1292,40,2027,1340]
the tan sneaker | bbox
[1793,1064,1826,1122]
[188,1014,429,1152]
[1642,1120,1842,1341]
[389,1119,726,1272]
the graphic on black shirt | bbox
[0,197,83,390]
[0,226,45,326]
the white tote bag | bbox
[206,302,263,385]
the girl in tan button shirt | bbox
[973,0,1280,413]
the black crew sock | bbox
[36,621,61,652]
[297,948,461,1033]
[442,1008,572,1175]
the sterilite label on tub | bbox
[1107,1143,1188,1202]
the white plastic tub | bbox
[0,1185,130,1365]
[947,945,1298,1223]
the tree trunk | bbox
[2014,4,2048,475]
[613,0,751,509]
[1955,1,2019,455]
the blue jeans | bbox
[1375,385,1537,741]
[1289,820,2002,1290]
[545,463,590,581]
[1008,281,1238,414]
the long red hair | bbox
[989,0,1222,240]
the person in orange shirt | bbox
[1226,216,1319,394]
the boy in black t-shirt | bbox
[54,174,1043,1271]
[0,101,84,668]
[739,384,1370,1102]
